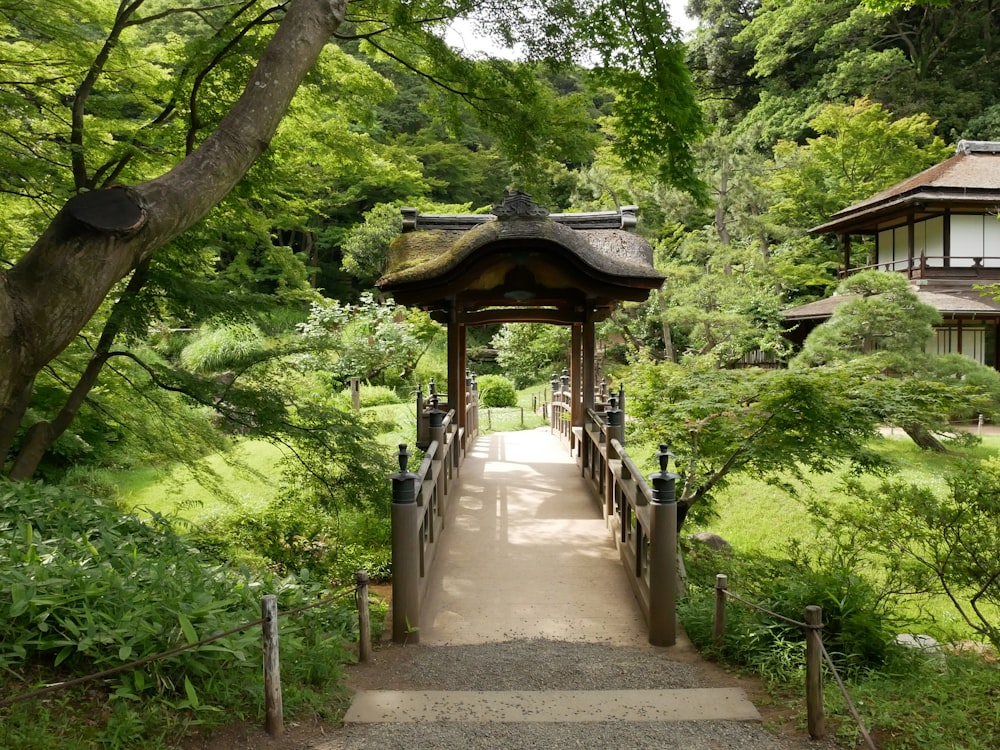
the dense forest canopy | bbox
[1,0,998,479]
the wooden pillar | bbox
[583,310,596,412]
[458,322,468,448]
[447,304,464,438]
[570,322,583,447]
[908,212,916,278]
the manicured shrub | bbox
[476,374,518,408]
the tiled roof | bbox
[811,141,1000,234]
[783,287,1000,320]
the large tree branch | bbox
[0,0,347,461]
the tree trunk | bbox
[0,0,347,472]
[902,423,948,452]
[7,260,152,478]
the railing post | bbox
[356,570,371,663]
[262,594,283,736]
[550,374,560,432]
[648,444,678,647]
[713,574,728,648]
[805,605,826,739]
[391,444,421,644]
[604,397,624,518]
[429,401,446,496]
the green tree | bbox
[814,455,1000,652]
[492,323,571,388]
[794,271,1000,450]
[622,358,888,530]
[0,0,707,478]
[766,98,951,231]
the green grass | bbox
[118,439,284,520]
[688,434,1000,639]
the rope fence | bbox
[0,570,375,738]
[713,573,877,750]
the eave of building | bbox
[810,144,1000,235]
[782,289,1000,322]
[377,195,664,323]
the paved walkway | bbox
[331,429,818,748]
[413,427,648,646]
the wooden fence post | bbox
[356,570,371,663]
[805,605,826,739]
[262,594,283,737]
[350,377,360,410]
[713,574,728,648]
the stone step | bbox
[344,688,760,724]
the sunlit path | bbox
[417,428,647,645]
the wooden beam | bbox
[460,308,582,326]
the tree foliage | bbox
[622,359,888,528]
[814,456,1000,652]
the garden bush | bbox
[0,479,362,747]
[680,542,899,681]
[476,374,518,408]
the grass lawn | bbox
[118,438,285,520]
[689,433,1000,640]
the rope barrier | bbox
[718,582,877,750]
[722,589,822,630]
[0,582,361,709]
[820,642,878,750]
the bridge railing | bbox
[576,400,678,647]
[390,383,479,645]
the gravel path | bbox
[311,638,843,750]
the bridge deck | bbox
[417,427,646,645]
[334,429,809,745]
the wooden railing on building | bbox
[842,254,1000,279]
[390,384,479,644]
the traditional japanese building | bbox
[785,140,1000,367]
[377,191,664,446]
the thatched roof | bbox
[377,192,663,322]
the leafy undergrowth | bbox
[0,480,372,750]
[679,542,1000,750]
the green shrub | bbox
[477,374,517,408]
[349,384,403,407]
[191,499,392,583]
[0,479,359,746]
[680,543,898,681]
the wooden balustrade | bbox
[391,389,478,645]
[575,404,678,647]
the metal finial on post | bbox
[600,377,607,398]
[561,368,570,392]
[606,396,622,427]
[651,444,677,502]
[391,444,418,504]
[429,378,436,396]
[428,395,444,429]
[397,443,412,473]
